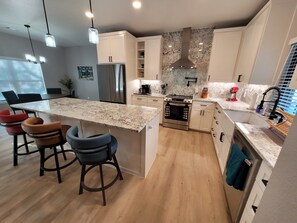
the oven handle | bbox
[166,102,189,107]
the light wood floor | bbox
[0,126,231,223]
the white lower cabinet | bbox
[132,95,163,124]
[190,101,215,132]
[240,162,272,223]
[211,104,234,174]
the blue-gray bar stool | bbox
[66,126,123,206]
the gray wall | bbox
[64,45,99,100]
[0,32,67,88]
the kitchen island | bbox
[12,98,161,178]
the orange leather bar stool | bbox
[0,110,38,166]
[21,117,77,183]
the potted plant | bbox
[59,75,73,96]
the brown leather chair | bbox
[21,117,77,183]
[0,110,38,166]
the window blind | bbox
[0,58,46,101]
[277,43,297,115]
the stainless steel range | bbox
[162,94,193,130]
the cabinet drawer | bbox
[132,96,148,106]
[245,181,264,219]
[193,102,215,110]
[147,97,163,107]
[256,162,272,191]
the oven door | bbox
[163,102,191,125]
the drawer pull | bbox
[215,107,218,110]
[262,179,268,187]
[137,98,142,100]
[153,99,158,102]
[219,132,225,142]
[211,128,214,131]
[218,110,221,114]
[212,133,216,138]
[252,205,258,213]
[200,104,207,107]
[214,116,216,120]
[216,121,219,125]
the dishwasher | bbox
[224,129,262,223]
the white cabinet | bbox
[132,95,164,124]
[136,36,163,80]
[207,27,244,82]
[97,33,126,63]
[240,162,272,223]
[189,101,215,132]
[234,1,296,84]
[211,104,235,174]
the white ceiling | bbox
[0,0,269,47]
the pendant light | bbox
[24,25,46,64]
[42,0,56,47]
[87,0,99,44]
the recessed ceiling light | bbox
[168,45,172,48]
[85,11,94,18]
[132,0,142,9]
[199,42,203,45]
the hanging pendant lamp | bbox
[42,0,56,47]
[88,0,99,44]
[24,25,46,64]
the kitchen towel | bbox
[226,144,248,187]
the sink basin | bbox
[224,110,269,127]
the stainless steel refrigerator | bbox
[97,64,126,104]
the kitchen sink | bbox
[224,110,269,127]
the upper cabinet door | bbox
[145,38,162,80]
[109,35,126,63]
[207,27,244,82]
[136,36,163,80]
[97,34,126,64]
[234,6,269,83]
[97,37,111,63]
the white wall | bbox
[0,32,67,88]
[64,45,99,100]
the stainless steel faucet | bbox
[258,86,281,120]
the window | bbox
[277,43,297,115]
[0,58,46,101]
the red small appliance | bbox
[227,87,239,101]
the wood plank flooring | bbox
[0,126,231,223]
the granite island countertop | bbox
[12,98,161,132]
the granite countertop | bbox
[12,98,161,132]
[193,96,252,112]
[235,123,283,168]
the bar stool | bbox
[66,126,123,205]
[21,117,77,183]
[0,110,38,166]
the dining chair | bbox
[1,90,23,114]
[46,88,62,94]
[18,93,42,103]
[66,126,123,205]
[0,110,38,166]
[21,117,77,183]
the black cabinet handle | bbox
[212,133,216,138]
[216,121,219,125]
[237,74,242,82]
[252,205,258,213]
[219,132,225,142]
[208,75,210,81]
[211,128,214,131]
[214,116,216,120]
[262,179,268,187]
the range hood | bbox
[170,27,196,69]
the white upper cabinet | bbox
[97,32,126,63]
[136,36,163,80]
[207,27,244,82]
[234,0,297,84]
